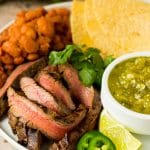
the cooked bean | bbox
[14,17,25,27]
[55,8,70,16]
[49,15,62,24]
[19,35,39,53]
[0,7,72,75]
[0,30,9,45]
[0,67,7,88]
[27,53,39,61]
[0,47,3,56]
[37,17,54,37]
[2,41,21,57]
[21,25,36,40]
[14,56,24,65]
[21,50,28,57]
[0,53,13,65]
[4,64,14,71]
[25,8,46,21]
[8,25,21,42]
[47,9,57,17]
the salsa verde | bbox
[109,57,150,114]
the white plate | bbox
[0,1,150,150]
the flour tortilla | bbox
[91,0,150,57]
[71,0,94,48]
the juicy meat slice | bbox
[0,57,47,118]
[58,64,94,108]
[12,57,47,90]
[8,110,42,149]
[27,129,42,150]
[8,110,28,144]
[7,87,86,140]
[0,97,8,117]
[16,121,28,145]
[20,77,62,114]
[50,90,102,150]
[8,110,18,134]
[36,71,75,110]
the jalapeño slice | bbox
[77,130,116,150]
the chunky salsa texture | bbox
[109,57,150,114]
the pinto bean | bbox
[0,7,72,72]
[2,41,21,57]
[25,8,46,21]
[14,56,24,65]
[19,35,39,53]
[0,53,13,65]
[47,9,57,17]
[55,8,70,16]
[37,17,54,37]
[4,64,14,71]
[0,47,3,56]
[21,25,36,40]
[27,53,39,61]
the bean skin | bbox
[0,53,13,65]
[27,53,39,61]
[14,56,24,65]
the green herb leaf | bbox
[79,67,97,86]
[48,44,115,88]
[48,45,78,65]
[95,69,104,86]
[104,56,115,67]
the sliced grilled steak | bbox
[27,129,42,150]
[0,58,47,118]
[16,121,28,145]
[36,71,75,110]
[58,64,94,108]
[12,57,47,90]
[7,87,86,140]
[8,110,28,144]
[8,110,18,134]
[20,77,63,114]
[50,90,102,150]
[9,109,42,150]
[0,97,8,118]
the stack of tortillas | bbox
[71,0,150,57]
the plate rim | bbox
[0,2,71,150]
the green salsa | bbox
[109,57,150,114]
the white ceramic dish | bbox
[0,1,150,150]
[101,51,150,135]
[101,51,150,149]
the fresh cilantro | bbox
[48,45,78,65]
[104,55,115,67]
[79,68,96,86]
[48,44,115,87]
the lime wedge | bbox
[99,110,142,150]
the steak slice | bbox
[36,71,75,110]
[7,87,86,140]
[9,110,42,150]
[8,110,28,144]
[16,121,28,145]
[50,90,102,150]
[27,129,42,150]
[8,110,18,134]
[0,58,47,118]
[20,77,63,114]
[58,64,94,108]
[9,109,42,150]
